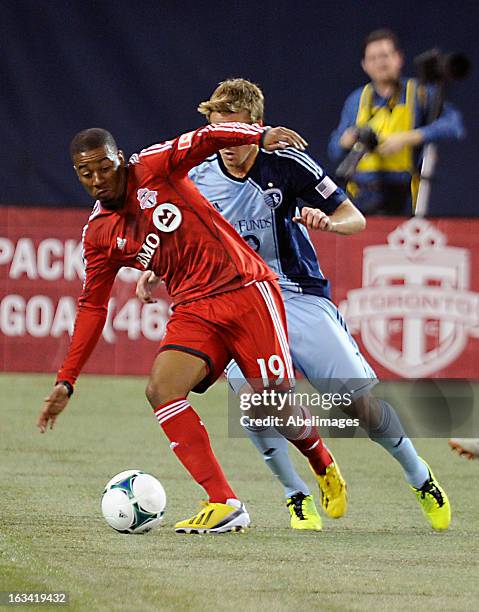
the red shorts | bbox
[159,280,294,392]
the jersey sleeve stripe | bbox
[139,143,173,158]
[198,123,264,137]
[140,141,174,154]
[198,125,260,136]
[206,121,264,133]
[274,149,324,180]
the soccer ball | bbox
[101,469,166,534]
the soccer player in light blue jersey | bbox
[138,79,451,531]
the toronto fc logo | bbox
[152,203,182,233]
[340,218,479,377]
[137,188,158,209]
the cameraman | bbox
[328,29,465,215]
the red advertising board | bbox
[1,207,479,379]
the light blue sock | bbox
[244,425,310,498]
[369,400,429,488]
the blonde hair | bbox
[198,78,264,122]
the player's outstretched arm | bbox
[165,123,308,177]
[293,199,365,235]
[36,248,119,433]
[36,304,107,433]
[36,306,110,433]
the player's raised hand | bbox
[136,270,160,304]
[37,384,70,433]
[263,127,308,151]
[293,207,333,231]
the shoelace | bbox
[420,481,445,507]
[287,493,307,520]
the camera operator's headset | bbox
[349,79,426,208]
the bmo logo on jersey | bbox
[152,203,182,233]
[136,233,161,269]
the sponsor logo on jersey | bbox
[235,218,272,233]
[243,234,261,252]
[137,188,158,209]
[136,233,160,269]
[152,203,182,233]
[177,131,194,150]
[339,218,479,377]
[116,237,127,250]
[263,188,283,209]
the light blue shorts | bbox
[226,291,377,397]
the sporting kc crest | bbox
[263,188,283,209]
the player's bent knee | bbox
[145,380,187,408]
[146,349,208,408]
[145,381,160,408]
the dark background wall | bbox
[1,0,478,215]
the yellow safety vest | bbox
[349,79,419,205]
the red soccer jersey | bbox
[57,122,276,385]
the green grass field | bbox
[1,373,478,611]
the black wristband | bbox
[259,127,271,149]
[57,380,74,397]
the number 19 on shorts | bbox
[257,355,285,387]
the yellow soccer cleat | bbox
[312,453,347,518]
[287,492,322,531]
[411,459,451,531]
[174,499,250,534]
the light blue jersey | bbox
[189,148,376,394]
[189,149,346,298]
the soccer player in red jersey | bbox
[36,121,331,533]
